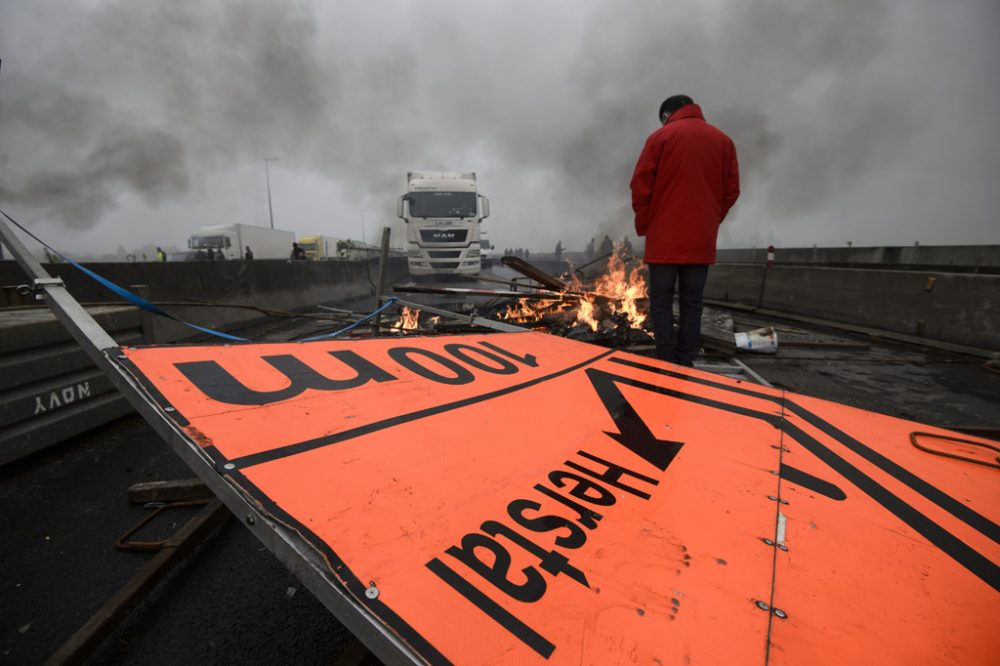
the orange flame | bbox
[572,243,647,330]
[497,243,647,332]
[393,306,420,331]
[499,298,572,328]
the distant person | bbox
[622,237,634,255]
[599,235,614,256]
[524,249,530,261]
[207,248,216,261]
[244,246,254,261]
[630,94,740,366]
[155,247,166,262]
[585,237,595,260]
[554,241,563,260]
[291,242,306,261]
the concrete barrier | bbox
[0,257,409,341]
[705,263,999,351]
[0,307,144,465]
[717,244,1000,271]
[704,264,766,305]
[759,266,999,350]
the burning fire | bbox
[576,297,599,332]
[500,298,572,326]
[586,245,648,330]
[500,243,647,332]
[393,306,421,332]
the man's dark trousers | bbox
[647,264,709,366]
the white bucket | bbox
[734,326,778,353]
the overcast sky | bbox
[1,0,998,257]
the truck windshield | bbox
[407,192,477,218]
[191,235,227,249]
[299,242,318,252]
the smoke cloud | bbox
[0,0,997,255]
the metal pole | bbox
[264,157,279,230]
[360,208,367,245]
[372,227,392,336]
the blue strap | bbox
[298,297,398,341]
[64,256,249,341]
[1,209,249,342]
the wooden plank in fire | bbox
[500,256,568,291]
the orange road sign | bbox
[119,332,1000,665]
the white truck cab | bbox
[396,171,489,276]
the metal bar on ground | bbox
[127,479,212,504]
[44,500,229,666]
[393,284,571,300]
[731,358,774,387]
[473,275,547,292]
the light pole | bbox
[360,208,367,245]
[264,157,279,229]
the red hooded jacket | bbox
[630,104,740,264]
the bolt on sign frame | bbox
[2,218,998,665]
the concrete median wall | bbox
[706,263,999,350]
[717,244,1000,270]
[0,257,409,341]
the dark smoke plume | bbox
[1,0,997,250]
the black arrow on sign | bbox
[585,368,685,471]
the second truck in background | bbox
[397,171,490,276]
[188,224,294,260]
[297,235,339,260]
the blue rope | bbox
[1,209,249,342]
[298,297,398,341]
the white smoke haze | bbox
[0,0,997,257]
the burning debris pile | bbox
[493,247,652,347]
[389,245,656,349]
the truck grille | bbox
[427,250,462,259]
[429,261,461,270]
[419,229,468,243]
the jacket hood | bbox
[665,104,705,124]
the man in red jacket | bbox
[630,94,740,366]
